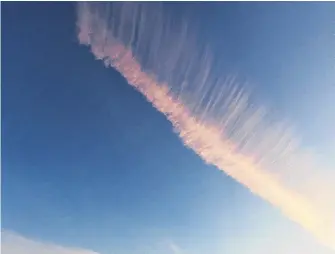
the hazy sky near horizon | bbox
[2,2,335,254]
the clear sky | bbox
[2,2,335,254]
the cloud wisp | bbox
[76,2,335,250]
[1,231,99,254]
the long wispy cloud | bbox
[1,231,99,254]
[76,2,335,250]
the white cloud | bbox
[1,231,100,254]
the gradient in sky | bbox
[2,2,335,254]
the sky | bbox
[2,2,335,254]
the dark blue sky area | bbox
[2,2,250,249]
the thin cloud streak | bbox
[1,231,99,254]
[76,2,335,250]
[167,240,185,254]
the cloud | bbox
[1,231,100,254]
[168,241,185,254]
[75,2,335,250]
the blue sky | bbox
[2,2,335,254]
